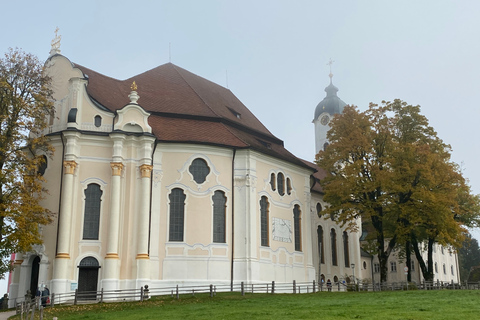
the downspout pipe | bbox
[147,138,158,255]
[230,148,236,291]
[55,133,66,256]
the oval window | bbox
[316,203,322,218]
[287,178,292,195]
[270,173,276,191]
[277,172,285,196]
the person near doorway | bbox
[41,286,50,307]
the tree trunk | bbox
[406,241,412,282]
[371,205,397,284]
[372,214,388,283]
[411,234,435,281]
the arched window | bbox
[270,173,276,191]
[331,229,337,266]
[37,155,48,176]
[316,203,322,218]
[260,196,269,247]
[323,142,329,151]
[443,264,446,274]
[343,231,350,267]
[451,265,454,275]
[83,184,102,240]
[189,158,210,184]
[94,115,102,127]
[212,191,226,243]
[293,205,302,251]
[277,172,285,196]
[435,262,438,273]
[286,178,292,195]
[317,226,324,263]
[333,275,338,283]
[169,188,186,241]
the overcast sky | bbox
[1,0,479,289]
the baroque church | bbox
[8,41,459,304]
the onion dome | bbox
[314,73,347,120]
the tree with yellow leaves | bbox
[316,100,480,283]
[0,48,55,277]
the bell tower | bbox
[313,60,347,155]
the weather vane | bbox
[327,58,334,79]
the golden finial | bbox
[131,81,138,91]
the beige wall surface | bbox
[154,145,233,282]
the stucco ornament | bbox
[49,27,61,56]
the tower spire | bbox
[327,58,334,84]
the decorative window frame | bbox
[293,204,302,251]
[79,178,107,242]
[177,154,220,189]
[74,254,103,288]
[212,190,227,243]
[260,196,270,247]
[167,187,187,242]
[267,170,294,197]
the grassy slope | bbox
[17,290,480,320]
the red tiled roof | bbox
[73,61,313,170]
[74,62,274,137]
[148,116,248,147]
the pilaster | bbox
[56,160,77,259]
[8,254,23,307]
[136,163,153,282]
[103,162,124,290]
[52,160,77,294]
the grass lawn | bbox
[14,290,480,320]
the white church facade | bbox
[8,44,458,304]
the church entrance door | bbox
[77,257,100,300]
[29,256,40,299]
